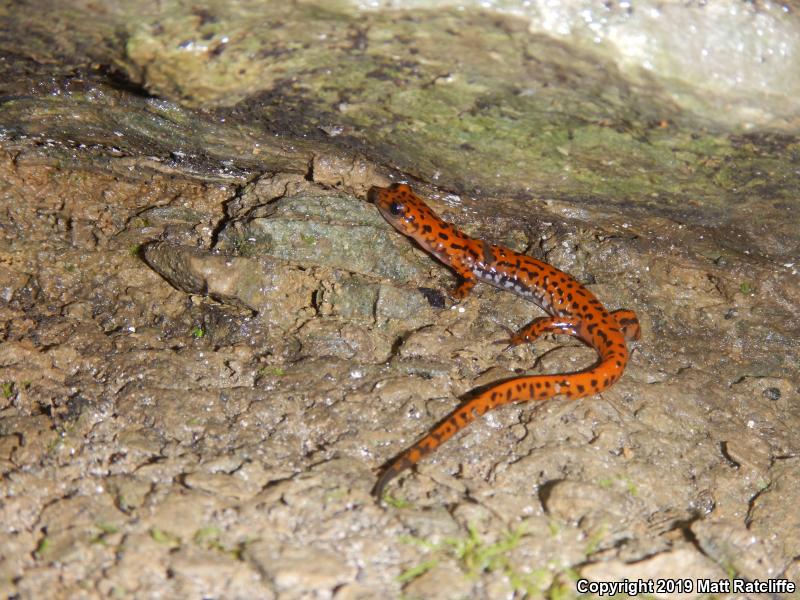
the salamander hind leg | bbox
[501,315,583,350]
[611,309,641,341]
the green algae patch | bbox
[124,1,358,108]
[3,1,798,259]
[191,6,798,220]
[117,2,722,200]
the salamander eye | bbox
[389,202,403,215]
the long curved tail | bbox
[372,312,640,499]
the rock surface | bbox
[1,2,798,599]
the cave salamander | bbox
[368,183,640,499]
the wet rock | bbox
[317,274,438,329]
[146,489,226,542]
[397,506,461,540]
[1,2,799,597]
[104,475,154,513]
[317,274,381,321]
[218,193,427,283]
[137,205,208,226]
[331,582,389,600]
[732,375,794,407]
[540,479,634,537]
[717,427,771,474]
[375,283,438,326]
[142,241,318,325]
[14,566,66,600]
[296,318,392,361]
[35,493,125,565]
[0,527,36,598]
[311,152,386,196]
[402,562,473,600]
[245,543,356,594]
[182,471,261,502]
[168,546,269,600]
[4,414,59,468]
[747,462,800,565]
[691,518,782,579]
[0,267,32,304]
[101,532,174,596]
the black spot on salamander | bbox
[422,224,432,233]
[577,384,585,393]
[438,232,449,240]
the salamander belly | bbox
[472,265,553,314]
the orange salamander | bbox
[368,183,640,499]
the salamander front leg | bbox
[450,272,476,300]
[451,278,475,299]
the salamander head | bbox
[368,183,439,238]
[368,183,417,233]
